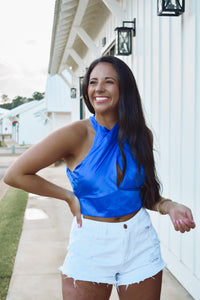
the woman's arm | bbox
[3,121,88,226]
[153,198,196,233]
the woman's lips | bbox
[94,97,109,103]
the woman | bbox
[4,56,195,300]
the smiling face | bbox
[87,62,120,119]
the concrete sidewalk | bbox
[1,160,194,299]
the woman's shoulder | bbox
[62,118,92,136]
[59,118,95,163]
[56,118,94,151]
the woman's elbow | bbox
[4,169,20,187]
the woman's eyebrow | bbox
[105,76,118,81]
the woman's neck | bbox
[95,113,118,130]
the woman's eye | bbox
[106,80,114,84]
[89,80,114,85]
[89,81,96,85]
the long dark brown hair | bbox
[82,56,161,209]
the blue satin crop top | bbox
[66,115,145,217]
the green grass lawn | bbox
[0,187,28,300]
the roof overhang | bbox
[48,0,125,77]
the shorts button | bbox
[123,224,127,229]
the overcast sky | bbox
[0,0,55,100]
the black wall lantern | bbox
[157,0,185,16]
[70,88,76,99]
[115,18,136,56]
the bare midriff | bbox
[83,208,141,223]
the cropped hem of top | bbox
[66,115,145,218]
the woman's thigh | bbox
[117,271,163,300]
[62,275,113,300]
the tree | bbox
[12,96,27,107]
[0,91,44,110]
[1,94,10,104]
[32,91,45,100]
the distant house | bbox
[1,100,49,145]
[45,73,72,130]
[0,108,12,136]
[0,82,72,146]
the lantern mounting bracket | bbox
[122,18,136,37]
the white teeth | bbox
[95,97,108,101]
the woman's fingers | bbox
[67,192,82,227]
[76,212,82,228]
[172,218,195,233]
[169,203,196,233]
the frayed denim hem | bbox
[59,263,166,288]
[60,272,113,288]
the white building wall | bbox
[0,117,12,135]
[2,101,50,145]
[17,102,49,145]
[46,74,72,113]
[45,74,75,132]
[74,0,200,298]
[128,1,199,298]
[50,112,71,132]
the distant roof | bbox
[0,108,9,115]
[0,100,46,119]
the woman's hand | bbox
[168,202,196,233]
[67,191,82,227]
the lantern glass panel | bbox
[157,0,184,16]
[116,28,132,56]
[165,0,182,10]
[71,88,76,99]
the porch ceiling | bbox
[48,0,115,76]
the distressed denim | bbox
[59,208,166,286]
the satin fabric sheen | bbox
[66,115,145,217]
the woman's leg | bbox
[62,275,113,300]
[117,271,162,300]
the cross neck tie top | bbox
[66,115,145,217]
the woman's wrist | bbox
[64,190,76,204]
[156,198,173,215]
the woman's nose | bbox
[95,82,105,91]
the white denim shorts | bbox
[59,208,166,286]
